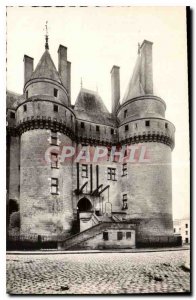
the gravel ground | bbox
[6,250,190,295]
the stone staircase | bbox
[58,221,110,250]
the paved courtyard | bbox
[6,250,190,294]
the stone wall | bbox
[20,129,73,236]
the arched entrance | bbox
[77,197,92,212]
[77,197,93,232]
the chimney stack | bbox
[140,40,153,94]
[58,45,71,101]
[24,55,34,85]
[111,65,120,114]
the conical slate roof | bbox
[30,50,62,83]
[122,55,145,103]
[74,88,115,126]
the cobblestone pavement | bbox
[6,250,190,294]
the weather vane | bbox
[45,21,49,50]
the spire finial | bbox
[80,77,83,88]
[45,21,49,50]
[138,42,141,55]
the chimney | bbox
[140,40,153,94]
[24,55,34,85]
[111,65,120,114]
[58,45,71,100]
[66,61,71,100]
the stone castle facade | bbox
[6,36,180,249]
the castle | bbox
[6,32,181,249]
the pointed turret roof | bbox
[30,50,62,83]
[74,88,115,126]
[122,55,145,103]
[122,40,153,104]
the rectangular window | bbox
[107,168,116,181]
[51,131,58,145]
[185,238,189,243]
[125,124,129,131]
[96,125,100,132]
[122,163,127,177]
[186,231,188,235]
[10,111,15,119]
[174,228,176,233]
[26,91,28,99]
[54,104,58,112]
[103,232,109,241]
[145,120,150,127]
[54,88,58,97]
[51,152,58,169]
[165,123,168,129]
[135,123,137,129]
[111,128,114,135]
[23,104,27,112]
[117,231,123,241]
[51,178,58,194]
[124,110,127,118]
[126,232,132,239]
[82,164,88,178]
[122,194,128,210]
[186,223,188,228]
[81,122,85,129]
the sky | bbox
[6,6,190,219]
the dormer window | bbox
[54,104,58,112]
[54,88,58,97]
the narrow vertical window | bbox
[124,109,127,118]
[122,163,127,176]
[111,128,114,135]
[51,178,58,194]
[54,104,58,112]
[23,104,27,112]
[82,164,88,178]
[96,125,100,132]
[165,123,168,129]
[117,231,123,240]
[103,232,109,241]
[26,90,28,99]
[51,152,58,169]
[51,131,58,145]
[122,194,128,210]
[81,122,85,129]
[125,124,129,131]
[54,88,58,97]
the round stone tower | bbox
[117,40,175,240]
[18,38,75,237]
